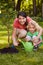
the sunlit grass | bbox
[0,35,8,42]
[0,36,8,49]
[0,40,7,44]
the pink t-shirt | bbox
[13,16,32,29]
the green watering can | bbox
[18,39,33,52]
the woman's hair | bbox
[17,11,28,30]
[17,11,27,18]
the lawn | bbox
[0,48,43,65]
[0,20,43,65]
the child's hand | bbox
[24,37,29,42]
[32,36,39,43]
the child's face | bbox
[27,23,36,33]
[18,15,26,25]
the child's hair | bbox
[17,11,27,18]
[27,22,37,31]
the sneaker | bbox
[11,45,15,48]
[33,46,38,51]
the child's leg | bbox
[32,36,42,46]
[24,35,32,42]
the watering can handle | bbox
[18,39,24,44]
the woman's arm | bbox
[12,28,19,46]
[30,20,42,38]
[27,16,42,38]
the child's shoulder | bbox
[27,32,33,37]
[33,32,39,36]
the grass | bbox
[0,49,43,65]
[0,20,43,65]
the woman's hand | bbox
[13,40,19,46]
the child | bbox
[25,23,42,51]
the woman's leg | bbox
[16,29,27,38]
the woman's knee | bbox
[18,29,27,38]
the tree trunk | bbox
[37,0,39,13]
[7,24,10,45]
[41,0,43,17]
[8,28,10,44]
[12,0,16,10]
[16,0,22,11]
[42,3,43,18]
[33,0,37,16]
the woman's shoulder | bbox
[26,16,32,22]
[14,18,19,22]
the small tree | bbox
[1,13,11,45]
[1,10,17,45]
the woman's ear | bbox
[26,25,29,31]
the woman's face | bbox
[18,15,26,25]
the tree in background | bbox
[33,0,37,16]
[41,0,43,18]
[16,0,23,11]
[0,0,43,16]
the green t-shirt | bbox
[27,31,42,39]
